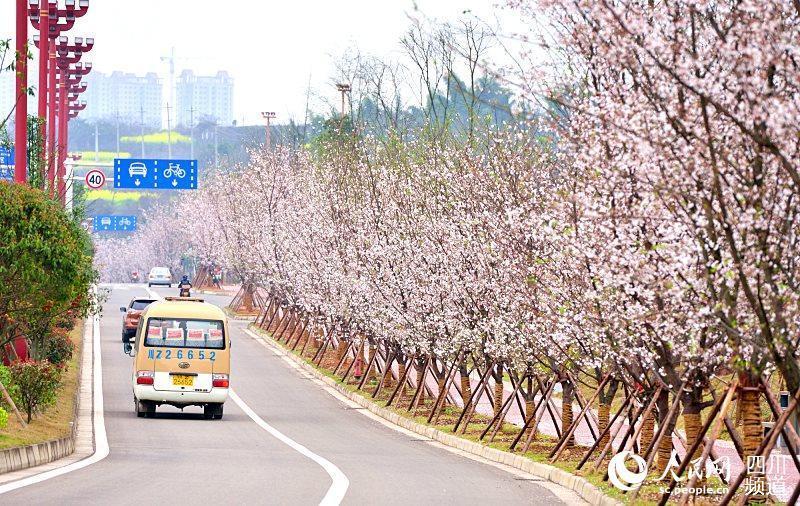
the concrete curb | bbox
[222,308,258,321]
[250,326,621,506]
[195,289,236,296]
[0,318,89,475]
[0,438,75,475]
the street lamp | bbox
[29,0,90,194]
[260,111,276,149]
[52,36,92,202]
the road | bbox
[2,284,576,505]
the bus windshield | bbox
[144,318,225,349]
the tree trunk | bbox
[640,411,655,455]
[525,398,537,440]
[459,362,472,408]
[598,379,619,451]
[384,354,395,389]
[739,376,766,503]
[656,390,675,472]
[416,362,425,406]
[398,362,406,400]
[598,403,611,451]
[681,390,707,487]
[493,363,504,418]
[366,346,376,381]
[561,379,575,449]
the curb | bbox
[0,318,88,475]
[195,289,236,296]
[0,437,75,475]
[223,308,258,321]
[250,326,621,506]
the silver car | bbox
[147,267,173,287]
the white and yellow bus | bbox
[126,297,230,419]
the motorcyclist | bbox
[178,275,193,297]
[130,271,140,283]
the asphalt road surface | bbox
[2,284,574,505]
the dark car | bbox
[120,297,157,342]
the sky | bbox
[0,1,526,126]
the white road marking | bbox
[229,389,349,506]
[0,294,109,494]
[145,286,162,299]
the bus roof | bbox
[142,299,226,320]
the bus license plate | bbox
[172,375,194,387]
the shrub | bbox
[9,361,62,423]
[0,364,19,411]
[0,407,7,429]
[0,182,96,362]
[44,328,75,367]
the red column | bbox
[14,0,28,184]
[57,73,68,201]
[47,44,57,197]
[38,1,49,190]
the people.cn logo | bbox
[608,451,648,491]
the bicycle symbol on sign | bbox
[162,163,186,179]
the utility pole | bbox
[336,83,351,130]
[260,111,275,150]
[115,111,120,159]
[94,122,99,161]
[302,73,311,144]
[166,102,172,159]
[139,104,145,157]
[189,106,195,159]
[213,124,218,166]
[160,46,176,129]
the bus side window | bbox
[135,318,145,347]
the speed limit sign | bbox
[85,169,106,189]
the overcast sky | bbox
[1,1,523,126]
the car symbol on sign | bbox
[100,217,112,226]
[128,162,148,178]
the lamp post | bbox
[54,36,92,201]
[14,0,28,183]
[29,0,90,193]
[57,78,88,203]
[28,1,51,176]
[260,111,276,150]
[64,101,85,213]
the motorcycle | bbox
[130,271,140,283]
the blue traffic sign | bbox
[113,158,197,190]
[93,215,137,232]
[0,147,13,181]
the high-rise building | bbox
[176,70,233,127]
[81,71,162,128]
[0,68,39,127]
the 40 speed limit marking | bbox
[85,169,106,189]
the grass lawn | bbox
[0,320,83,450]
[86,189,156,202]
[77,151,130,161]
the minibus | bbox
[125,297,230,419]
